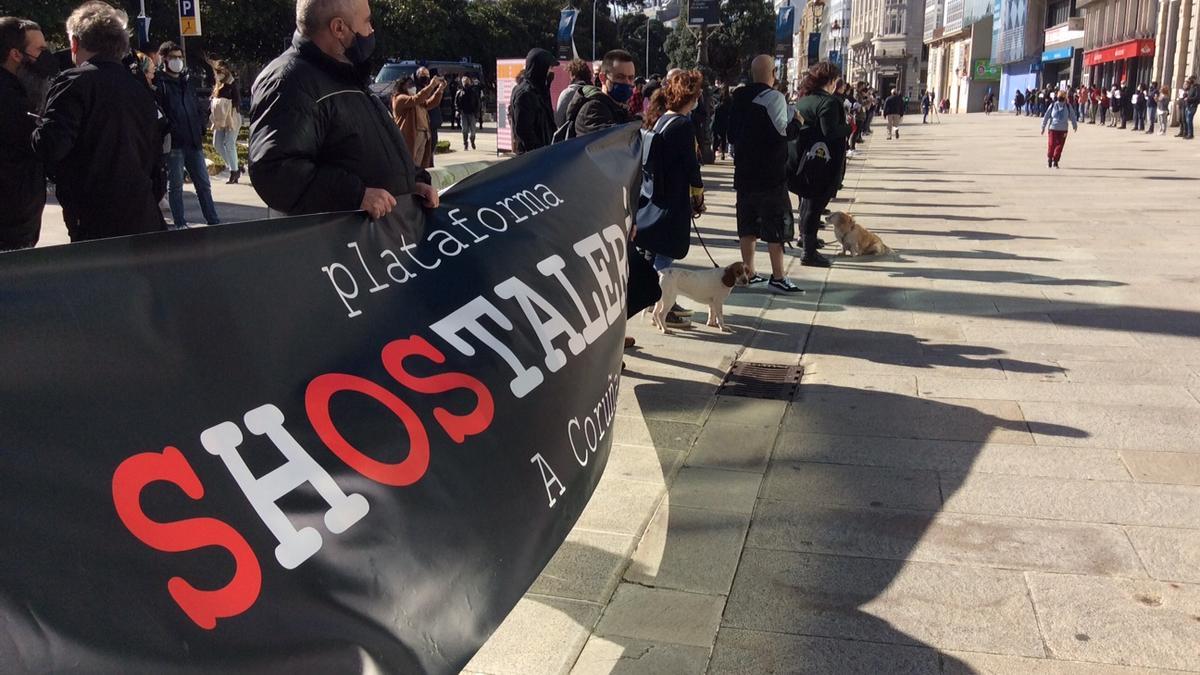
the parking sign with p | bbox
[179,0,202,37]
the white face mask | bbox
[407,86,417,95]
[167,58,184,74]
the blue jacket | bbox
[156,73,206,149]
[1041,101,1078,132]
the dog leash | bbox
[691,216,721,269]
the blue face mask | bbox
[609,82,634,103]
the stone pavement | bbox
[465,113,1200,674]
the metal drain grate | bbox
[717,361,802,400]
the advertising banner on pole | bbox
[807,32,821,62]
[775,7,796,59]
[178,0,201,37]
[557,9,579,62]
[688,0,720,26]
[0,125,642,674]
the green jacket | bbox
[795,90,851,142]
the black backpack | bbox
[785,119,835,199]
[552,85,602,143]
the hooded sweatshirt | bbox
[510,48,557,154]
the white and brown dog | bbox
[829,211,893,256]
[651,262,751,334]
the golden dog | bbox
[829,212,893,256]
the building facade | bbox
[925,0,997,112]
[1077,0,1158,88]
[847,0,927,97]
[994,0,1048,109]
[1150,0,1200,120]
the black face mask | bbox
[22,50,60,79]
[343,30,375,65]
[416,76,430,87]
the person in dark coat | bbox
[156,41,220,228]
[712,86,731,160]
[794,61,852,269]
[510,48,557,155]
[572,49,637,136]
[555,58,593,128]
[636,70,705,267]
[0,17,54,251]
[635,71,706,328]
[249,0,438,221]
[32,3,166,242]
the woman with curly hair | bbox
[635,69,706,327]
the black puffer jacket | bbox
[249,33,429,216]
[156,73,206,149]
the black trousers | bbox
[798,193,831,258]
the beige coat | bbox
[392,80,444,168]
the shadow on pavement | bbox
[842,264,1127,287]
[873,228,1055,241]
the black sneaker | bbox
[747,273,769,286]
[664,311,691,328]
[672,304,693,317]
[1048,158,1053,168]
[1053,160,1060,168]
[768,277,805,293]
[801,254,832,268]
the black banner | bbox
[0,125,641,673]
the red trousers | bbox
[1047,130,1068,161]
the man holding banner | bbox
[249,0,438,219]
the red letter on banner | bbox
[381,335,495,443]
[111,446,262,630]
[306,373,431,486]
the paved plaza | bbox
[466,114,1200,675]
[34,113,1200,673]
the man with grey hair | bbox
[32,1,166,241]
[250,0,438,220]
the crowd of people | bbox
[1015,79,1199,139]
[0,1,489,251]
[5,0,881,350]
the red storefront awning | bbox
[1083,39,1155,67]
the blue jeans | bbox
[168,146,220,228]
[1184,105,1198,138]
[213,128,239,173]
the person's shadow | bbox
[526,377,1086,674]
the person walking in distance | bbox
[0,16,55,251]
[209,59,242,184]
[883,87,903,139]
[32,1,166,241]
[1041,90,1077,169]
[454,74,481,150]
[510,48,557,154]
[249,0,438,220]
[157,41,220,229]
[921,90,933,123]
